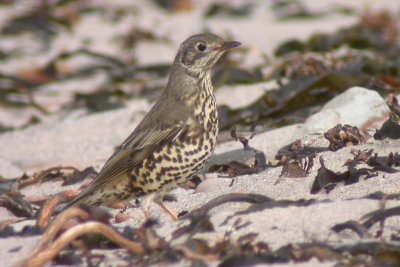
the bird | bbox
[64,33,241,218]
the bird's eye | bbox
[196,43,207,52]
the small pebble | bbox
[114,212,130,223]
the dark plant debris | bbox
[208,161,259,177]
[208,127,266,177]
[0,224,44,238]
[0,192,35,218]
[18,166,97,189]
[274,9,398,55]
[37,189,81,228]
[230,127,266,169]
[324,124,368,151]
[204,2,254,18]
[227,198,320,221]
[375,94,400,140]
[332,204,400,240]
[230,126,255,150]
[7,191,400,267]
[2,7,400,132]
[152,0,193,12]
[364,191,400,201]
[274,140,317,179]
[220,9,400,132]
[62,167,98,186]
[116,27,159,50]
[311,150,400,194]
[312,156,361,194]
[331,220,371,238]
[0,175,19,195]
[271,0,354,21]
[2,1,75,48]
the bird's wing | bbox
[67,94,193,206]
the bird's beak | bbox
[216,41,241,51]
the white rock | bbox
[304,87,390,133]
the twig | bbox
[36,189,79,228]
[18,166,79,189]
[24,222,143,267]
[183,193,272,220]
[18,207,144,267]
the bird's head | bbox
[175,33,241,77]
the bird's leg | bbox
[152,193,178,221]
[140,193,178,221]
[140,194,153,220]
[155,201,178,221]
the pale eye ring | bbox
[196,42,207,52]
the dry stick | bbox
[184,193,272,220]
[34,208,90,254]
[36,197,60,228]
[36,190,80,228]
[24,221,144,267]
[18,166,79,189]
[19,208,144,267]
[156,202,178,221]
[362,206,400,229]
[331,220,371,238]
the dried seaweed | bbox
[367,152,400,173]
[0,1,101,51]
[16,191,400,267]
[0,176,19,195]
[331,220,371,238]
[332,204,400,240]
[275,140,317,179]
[374,113,400,140]
[219,9,400,131]
[0,224,44,238]
[208,161,258,177]
[194,193,269,213]
[218,63,372,131]
[152,0,193,12]
[0,192,35,218]
[208,127,266,177]
[375,94,400,140]
[205,3,253,18]
[37,189,80,228]
[344,149,400,174]
[311,157,358,194]
[19,207,144,267]
[311,150,400,194]
[324,124,368,151]
[221,239,400,266]
[275,10,398,55]
[279,157,314,178]
[2,5,400,267]
[18,166,89,189]
[2,3,70,47]
[72,87,129,112]
[227,198,320,221]
[364,191,400,201]
[271,0,354,21]
[116,27,159,50]
[62,167,97,186]
[362,206,400,229]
